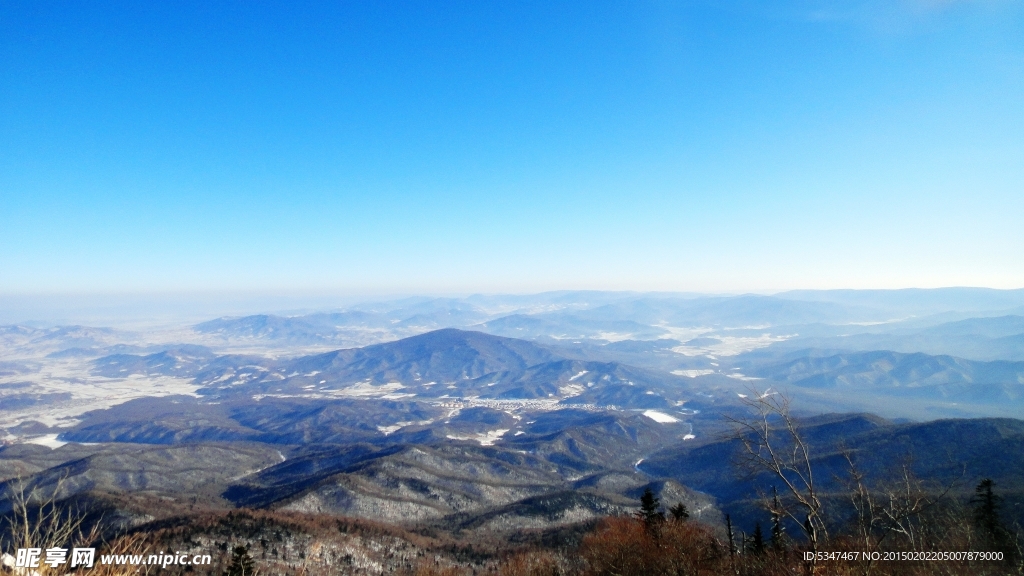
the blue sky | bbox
[2,0,1022,295]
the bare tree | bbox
[726,386,827,574]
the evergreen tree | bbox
[224,545,255,576]
[751,522,765,555]
[971,478,1013,555]
[972,479,1002,537]
[638,487,665,527]
[669,501,689,521]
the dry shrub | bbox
[499,549,562,576]
[580,516,725,576]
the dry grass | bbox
[1,476,158,576]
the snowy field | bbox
[0,356,202,441]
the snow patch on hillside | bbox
[642,410,679,423]
[447,428,510,446]
[672,369,715,377]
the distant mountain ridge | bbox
[193,312,397,345]
[220,329,720,409]
[771,315,1024,362]
[776,287,1024,314]
[184,293,901,347]
[286,328,558,383]
[92,345,217,378]
[89,324,1024,418]
[748,350,1024,404]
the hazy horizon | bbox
[3,286,1024,327]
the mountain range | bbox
[3,289,1024,553]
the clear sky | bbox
[2,0,1022,295]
